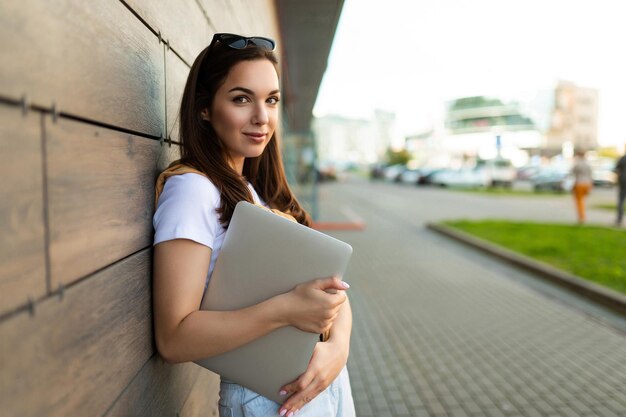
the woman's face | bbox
[207,59,280,173]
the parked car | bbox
[316,166,337,182]
[397,168,421,184]
[590,159,618,187]
[382,164,407,182]
[531,168,573,192]
[417,168,446,185]
[592,169,617,187]
[369,163,386,180]
[430,167,489,188]
[315,161,338,182]
[516,165,541,181]
[476,158,516,187]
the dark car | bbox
[417,168,446,186]
[369,163,386,180]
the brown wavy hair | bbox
[177,41,311,227]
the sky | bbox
[313,0,626,147]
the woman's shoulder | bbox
[153,172,223,247]
[163,173,220,199]
[156,173,221,214]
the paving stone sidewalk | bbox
[317,181,626,417]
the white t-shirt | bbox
[153,173,265,286]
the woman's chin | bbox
[246,146,268,158]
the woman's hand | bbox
[277,339,349,416]
[281,276,349,335]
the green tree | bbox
[386,148,411,166]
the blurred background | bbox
[308,3,626,416]
[309,0,624,197]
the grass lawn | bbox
[592,203,617,211]
[442,220,626,295]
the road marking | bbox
[312,205,366,231]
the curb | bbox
[426,222,626,316]
[312,221,366,231]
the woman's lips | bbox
[244,133,267,143]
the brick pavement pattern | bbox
[318,181,626,417]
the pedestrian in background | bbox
[571,149,593,224]
[615,144,626,226]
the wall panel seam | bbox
[116,0,159,39]
[0,302,33,324]
[99,353,158,417]
[0,245,153,323]
[194,0,217,32]
[163,42,169,141]
[58,112,163,141]
[116,0,191,67]
[0,98,164,142]
[0,96,20,107]
[40,113,52,295]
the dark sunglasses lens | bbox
[216,34,275,51]
[249,38,275,51]
[222,36,247,49]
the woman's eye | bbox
[233,96,249,104]
[267,97,280,105]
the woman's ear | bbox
[200,108,210,121]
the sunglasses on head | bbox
[209,33,276,51]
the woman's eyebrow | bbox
[228,86,280,95]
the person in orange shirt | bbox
[570,149,593,224]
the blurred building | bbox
[373,109,400,153]
[545,80,599,153]
[439,96,543,165]
[313,110,399,168]
[407,82,599,167]
[314,115,377,168]
[445,96,536,135]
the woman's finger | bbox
[314,276,350,292]
[278,367,315,398]
[279,376,324,417]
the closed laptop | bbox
[194,201,353,403]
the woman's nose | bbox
[252,104,269,125]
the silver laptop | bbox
[194,201,353,403]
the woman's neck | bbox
[228,156,245,175]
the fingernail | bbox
[279,390,287,396]
[341,281,350,289]
[279,409,287,417]
[287,412,294,417]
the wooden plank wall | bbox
[0,1,279,416]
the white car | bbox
[431,168,490,188]
[476,158,517,187]
[383,164,406,182]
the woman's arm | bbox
[153,238,348,364]
[278,296,353,416]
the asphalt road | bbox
[316,179,626,417]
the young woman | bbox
[152,33,355,417]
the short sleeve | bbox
[153,173,221,248]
